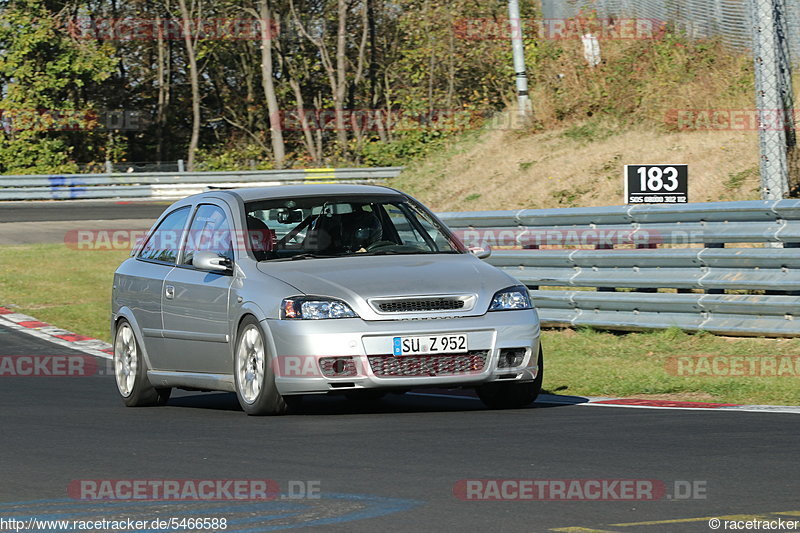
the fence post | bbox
[749,0,793,199]
[774,0,799,193]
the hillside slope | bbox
[394,122,761,212]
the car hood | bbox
[256,254,519,317]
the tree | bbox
[0,0,117,174]
[257,0,285,167]
[290,0,368,157]
[175,0,202,171]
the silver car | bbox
[111,185,542,415]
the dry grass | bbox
[392,32,800,211]
[396,123,761,212]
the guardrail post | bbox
[596,242,615,292]
[789,243,800,295]
[177,159,185,173]
[104,160,113,173]
[522,242,540,290]
[704,242,726,295]
[635,242,659,293]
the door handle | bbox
[165,285,175,300]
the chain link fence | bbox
[540,0,798,199]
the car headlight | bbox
[281,298,358,320]
[488,285,532,311]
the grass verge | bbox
[1,243,798,406]
[0,244,129,341]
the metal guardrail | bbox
[439,200,800,337]
[0,167,403,201]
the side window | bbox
[182,204,234,266]
[138,207,190,264]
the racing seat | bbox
[304,213,344,254]
[246,215,276,261]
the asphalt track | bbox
[0,200,169,223]
[1,324,798,533]
[0,201,166,245]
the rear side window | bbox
[182,204,235,266]
[138,207,190,264]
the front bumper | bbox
[264,310,540,395]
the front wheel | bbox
[114,319,171,407]
[477,345,543,410]
[234,317,288,416]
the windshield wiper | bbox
[268,253,342,262]
[359,250,431,256]
[288,253,342,261]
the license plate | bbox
[392,334,468,356]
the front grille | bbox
[368,351,488,377]
[377,298,466,313]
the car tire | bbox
[114,319,171,407]
[234,316,288,416]
[476,345,543,410]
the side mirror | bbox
[192,251,231,272]
[469,245,492,260]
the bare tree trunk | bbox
[446,17,456,110]
[177,0,200,171]
[333,0,348,153]
[384,71,393,142]
[289,78,321,164]
[155,11,169,162]
[290,0,367,160]
[367,0,377,108]
[314,94,324,160]
[240,48,256,132]
[259,0,285,168]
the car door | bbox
[160,202,235,374]
[118,206,191,370]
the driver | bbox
[342,208,383,252]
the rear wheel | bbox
[234,317,288,416]
[114,319,171,407]
[477,345,543,410]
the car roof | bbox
[197,184,405,203]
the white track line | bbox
[2,310,799,414]
[0,313,112,360]
[410,392,800,415]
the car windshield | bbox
[244,194,465,261]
